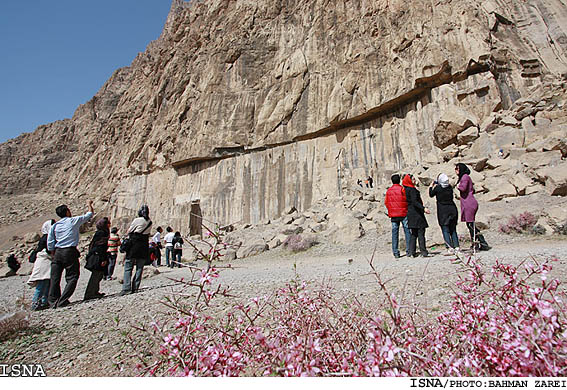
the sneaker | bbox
[393,254,400,259]
[420,253,431,258]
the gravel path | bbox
[1,231,566,376]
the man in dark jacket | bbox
[384,174,411,258]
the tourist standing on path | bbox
[384,174,411,258]
[429,173,460,255]
[403,174,431,258]
[47,200,94,308]
[27,219,55,310]
[164,227,174,267]
[121,205,152,295]
[172,231,184,268]
[84,217,110,301]
[152,226,163,266]
[106,227,120,280]
[455,163,490,251]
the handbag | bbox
[85,251,101,271]
[119,237,132,254]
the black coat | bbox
[88,229,109,262]
[404,186,429,229]
[429,185,459,226]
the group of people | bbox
[385,163,490,258]
[26,202,186,310]
[24,162,488,309]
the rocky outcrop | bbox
[0,0,566,231]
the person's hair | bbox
[174,231,181,237]
[138,205,150,220]
[55,205,69,218]
[391,174,400,184]
[111,227,118,234]
[157,226,163,232]
[166,226,173,232]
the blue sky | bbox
[0,1,172,144]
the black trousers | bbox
[48,247,80,308]
[84,270,104,299]
[408,228,427,256]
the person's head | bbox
[55,205,71,218]
[41,220,54,235]
[174,231,181,237]
[391,174,401,184]
[96,217,111,232]
[157,226,163,233]
[138,205,150,220]
[455,163,470,182]
[402,174,415,188]
[437,173,450,188]
[166,226,173,233]
[111,227,118,234]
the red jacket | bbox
[385,184,408,218]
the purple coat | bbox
[457,174,478,222]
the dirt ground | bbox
[1,226,566,376]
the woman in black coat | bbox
[84,217,110,300]
[429,173,460,255]
[402,174,431,257]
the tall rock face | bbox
[1,0,566,229]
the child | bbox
[27,249,52,310]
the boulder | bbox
[488,126,525,149]
[327,207,364,244]
[519,150,562,169]
[308,222,327,233]
[457,126,479,145]
[522,116,544,145]
[237,243,269,259]
[534,162,567,196]
[499,116,518,126]
[281,226,304,235]
[433,107,478,149]
[508,148,528,160]
[352,200,374,216]
[483,177,518,201]
[460,157,488,172]
[467,132,494,158]
[24,233,41,244]
[479,113,498,133]
[441,145,460,162]
[267,237,282,250]
[223,249,237,261]
[282,215,294,225]
[526,136,567,158]
[508,173,533,196]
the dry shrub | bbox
[0,311,30,342]
[282,234,318,252]
[499,212,538,234]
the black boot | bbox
[477,234,491,251]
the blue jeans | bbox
[165,247,173,267]
[32,279,50,309]
[391,217,411,256]
[441,224,459,249]
[122,257,145,293]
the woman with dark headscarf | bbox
[429,173,460,255]
[121,205,152,295]
[455,163,490,251]
[402,174,431,257]
[84,217,110,300]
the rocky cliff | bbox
[1,0,566,230]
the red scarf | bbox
[402,174,415,188]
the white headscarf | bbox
[41,220,53,235]
[438,173,450,188]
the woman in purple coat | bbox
[455,163,490,251]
